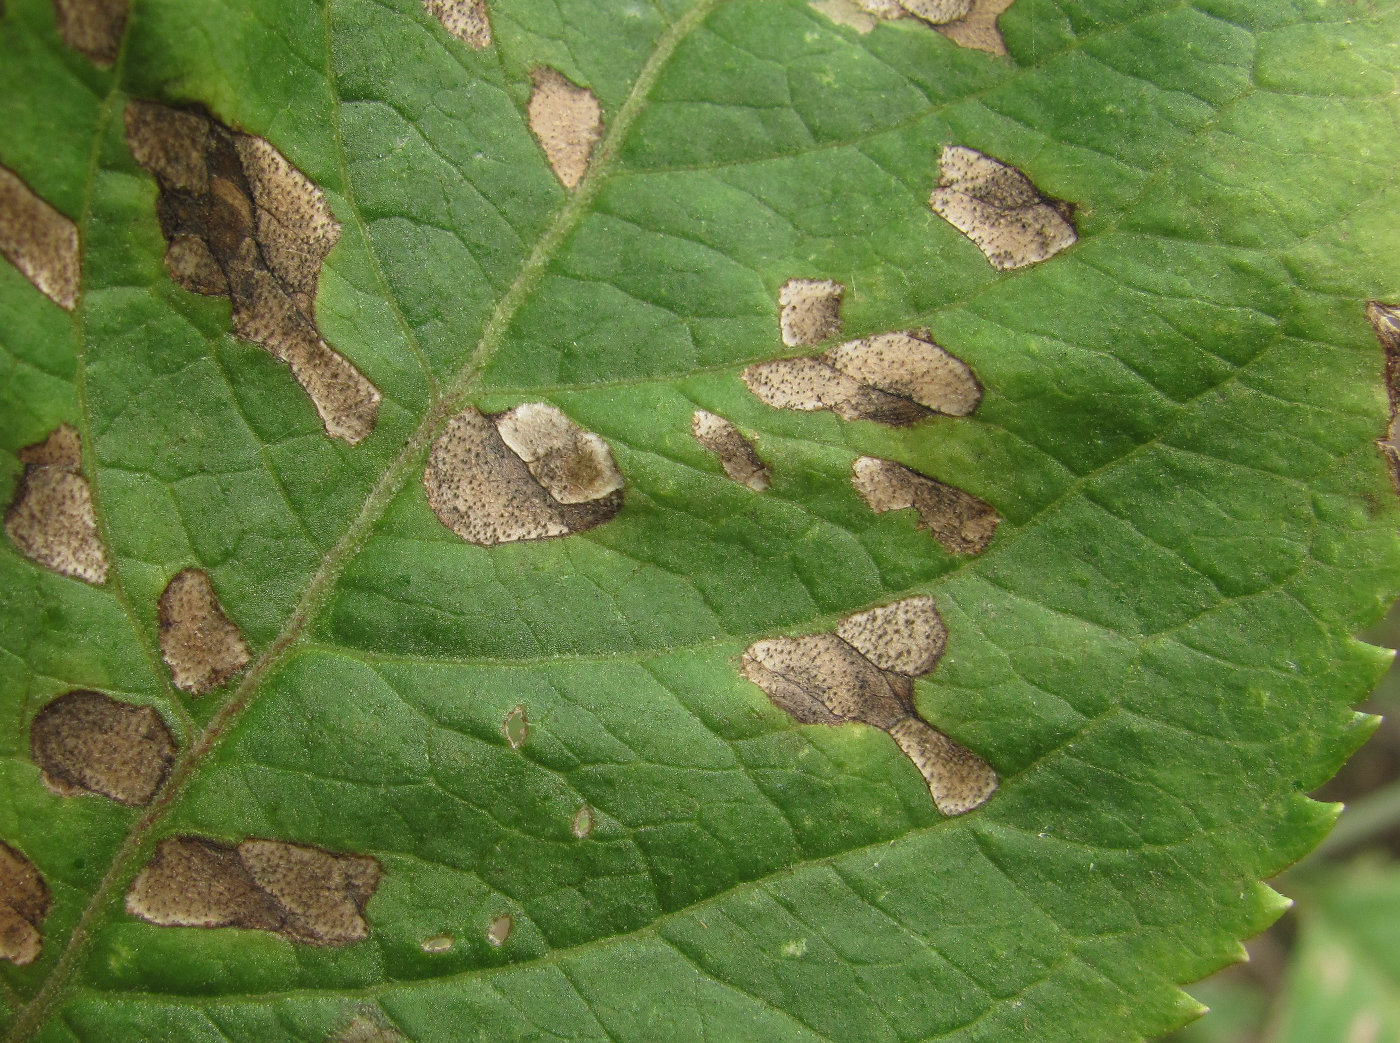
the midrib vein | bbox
[6,2,722,1037]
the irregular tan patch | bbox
[422,0,491,49]
[571,805,595,839]
[897,0,972,23]
[935,0,1015,54]
[1368,301,1400,493]
[779,278,844,347]
[930,145,1077,270]
[157,568,251,695]
[124,101,380,444]
[0,842,50,966]
[852,455,998,555]
[741,596,996,815]
[810,0,886,33]
[5,424,108,584]
[487,913,512,947]
[336,1015,406,1043]
[0,164,79,310]
[30,690,177,806]
[528,68,602,191]
[126,836,381,946]
[52,0,128,65]
[424,405,624,546]
[691,410,770,492]
[742,330,981,426]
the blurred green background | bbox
[1165,605,1400,1043]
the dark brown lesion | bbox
[52,0,128,67]
[741,596,998,815]
[0,842,50,966]
[1368,301,1400,493]
[123,101,381,444]
[30,690,177,806]
[126,836,382,946]
[852,456,999,556]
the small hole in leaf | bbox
[420,933,454,953]
[487,914,512,947]
[503,705,529,749]
[571,805,595,839]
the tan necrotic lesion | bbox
[528,68,603,190]
[30,690,177,806]
[0,164,79,311]
[51,0,128,66]
[123,101,381,444]
[422,0,491,48]
[0,843,50,967]
[157,568,251,696]
[691,410,771,492]
[742,596,997,815]
[5,424,109,585]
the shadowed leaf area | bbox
[3,0,1400,1039]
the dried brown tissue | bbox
[123,101,380,444]
[0,842,50,966]
[422,0,491,48]
[743,330,981,425]
[158,567,251,695]
[691,410,771,492]
[1368,301,1400,493]
[0,163,79,310]
[779,278,844,348]
[742,596,997,815]
[5,423,109,584]
[528,67,603,190]
[52,0,128,65]
[811,0,1013,54]
[126,836,381,946]
[852,455,999,556]
[424,403,624,546]
[31,690,177,806]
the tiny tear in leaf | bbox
[528,68,602,190]
[158,568,251,695]
[930,145,1076,270]
[5,424,109,584]
[487,914,512,947]
[420,933,454,953]
[0,842,50,966]
[0,163,79,310]
[125,836,381,946]
[422,0,491,48]
[503,705,529,749]
[30,690,177,806]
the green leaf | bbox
[2,0,1399,1039]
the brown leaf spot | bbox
[0,842,50,966]
[30,690,176,806]
[52,0,127,65]
[158,568,250,695]
[424,405,624,547]
[743,330,980,426]
[852,455,999,555]
[5,424,108,584]
[527,68,602,190]
[423,0,491,48]
[930,145,1077,270]
[0,164,79,310]
[126,836,381,946]
[934,0,1014,55]
[741,596,996,815]
[897,0,973,24]
[1368,301,1400,494]
[779,278,844,347]
[691,410,771,492]
[487,913,512,947]
[123,101,380,444]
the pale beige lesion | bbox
[5,424,109,585]
[811,0,1014,53]
[126,836,381,946]
[0,164,79,311]
[528,68,603,190]
[779,278,845,348]
[741,596,998,815]
[123,101,381,444]
[157,568,251,695]
[422,0,491,49]
[852,455,999,556]
[691,410,771,492]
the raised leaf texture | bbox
[3,0,1400,1040]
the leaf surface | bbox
[3,0,1400,1039]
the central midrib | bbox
[5,2,724,1037]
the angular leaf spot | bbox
[691,410,771,492]
[5,424,109,584]
[30,690,177,806]
[742,331,980,426]
[487,913,512,947]
[123,101,381,444]
[852,455,999,555]
[503,704,529,749]
[126,836,381,946]
[1367,301,1400,493]
[422,0,491,49]
[779,278,844,347]
[335,1016,405,1043]
[528,68,602,191]
[571,805,595,839]
[930,145,1077,270]
[157,568,251,695]
[420,933,454,953]
[741,597,997,815]
[0,842,49,967]
[896,0,972,24]
[51,0,127,66]
[934,0,1015,54]
[0,163,79,310]
[424,405,624,546]
[809,0,888,34]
